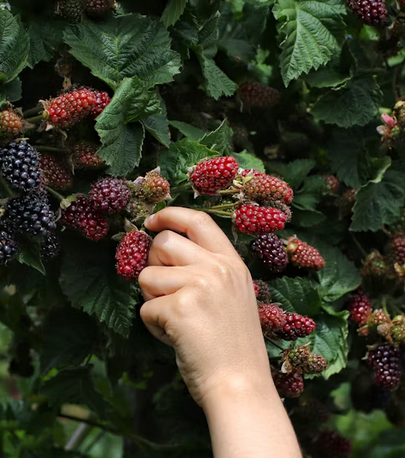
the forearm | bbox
[203,376,302,458]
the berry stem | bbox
[23,105,43,118]
[46,186,65,201]
[171,182,192,194]
[219,189,240,195]
[350,233,367,258]
[266,338,285,351]
[209,201,240,210]
[36,146,69,154]
[197,208,233,218]
[0,176,13,197]
[25,113,46,124]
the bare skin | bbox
[139,207,302,458]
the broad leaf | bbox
[312,77,382,127]
[269,277,322,317]
[266,159,316,190]
[197,54,237,100]
[41,366,110,418]
[161,0,187,28]
[273,0,346,86]
[159,138,219,184]
[64,15,181,89]
[27,21,65,68]
[169,120,205,141]
[351,167,405,232]
[232,150,265,172]
[60,238,140,338]
[200,120,232,154]
[40,307,98,373]
[0,9,29,82]
[142,99,171,147]
[16,242,45,275]
[0,77,22,104]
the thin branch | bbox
[59,414,117,434]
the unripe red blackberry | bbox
[274,370,304,398]
[287,237,325,270]
[136,171,171,204]
[62,195,109,241]
[40,154,72,190]
[71,143,104,169]
[46,89,96,128]
[368,344,401,390]
[7,193,56,237]
[348,289,372,326]
[322,175,340,194]
[0,110,22,136]
[238,82,280,108]
[234,204,287,235]
[251,234,288,273]
[0,140,41,192]
[253,280,271,302]
[361,251,387,278]
[258,303,286,337]
[346,0,387,27]
[244,172,293,204]
[41,233,61,259]
[307,353,327,374]
[316,430,352,458]
[0,223,17,265]
[389,236,405,266]
[189,156,239,195]
[85,0,114,16]
[116,231,151,280]
[284,346,310,370]
[368,309,391,326]
[89,178,130,214]
[338,188,357,217]
[91,91,111,118]
[275,312,316,341]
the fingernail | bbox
[144,214,155,228]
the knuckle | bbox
[138,267,151,287]
[192,211,212,228]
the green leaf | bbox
[40,366,110,418]
[16,242,45,275]
[232,150,265,172]
[0,9,29,83]
[161,0,187,28]
[312,77,382,127]
[292,208,326,227]
[142,100,171,147]
[200,120,232,154]
[266,159,316,189]
[269,277,322,317]
[169,120,205,141]
[309,310,349,378]
[293,175,325,211]
[273,0,346,86]
[64,15,181,89]
[27,21,65,68]
[0,77,22,104]
[60,238,140,338]
[197,54,237,100]
[159,138,219,184]
[351,167,405,232]
[40,307,98,374]
[95,78,158,175]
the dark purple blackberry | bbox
[7,193,56,237]
[0,223,17,265]
[0,141,41,192]
[368,344,401,390]
[251,234,288,273]
[41,233,61,259]
[346,0,387,26]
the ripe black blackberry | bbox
[368,344,401,390]
[41,233,61,259]
[7,193,56,237]
[346,0,387,26]
[0,223,17,265]
[0,141,41,192]
[251,234,288,273]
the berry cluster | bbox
[71,143,105,169]
[274,370,304,398]
[0,110,22,136]
[238,82,280,108]
[40,154,72,190]
[368,344,401,390]
[349,289,372,326]
[234,204,287,235]
[116,231,151,280]
[89,178,131,214]
[346,0,387,26]
[134,169,171,204]
[316,430,352,458]
[252,234,288,273]
[287,236,325,271]
[283,345,327,375]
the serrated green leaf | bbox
[269,277,322,316]
[16,242,45,275]
[95,78,157,175]
[27,21,65,68]
[40,366,110,418]
[293,175,325,211]
[231,150,265,172]
[169,120,205,141]
[0,10,29,83]
[309,310,348,378]
[197,55,237,100]
[312,77,382,127]
[60,238,140,338]
[64,15,181,89]
[273,0,346,86]
[266,159,316,189]
[40,307,98,374]
[0,77,21,105]
[200,120,232,154]
[159,138,219,184]
[292,208,326,227]
[142,99,171,147]
[351,167,405,232]
[161,0,187,28]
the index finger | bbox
[144,207,237,256]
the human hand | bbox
[139,207,272,407]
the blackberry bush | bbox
[0,0,404,455]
